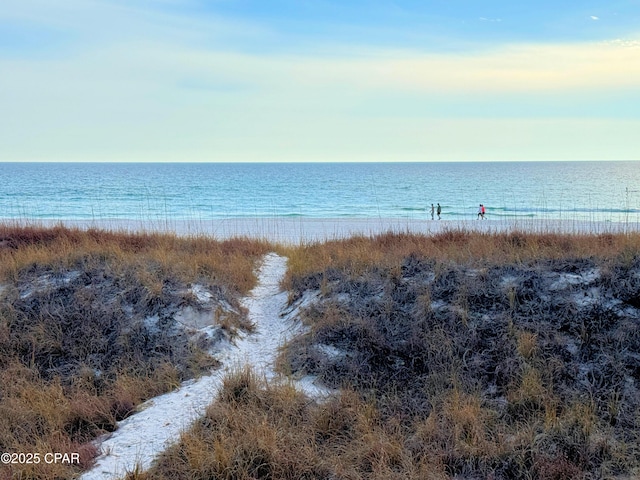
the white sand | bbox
[4,217,639,244]
[79,253,328,480]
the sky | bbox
[1,0,639,162]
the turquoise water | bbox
[1,162,639,223]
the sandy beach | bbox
[3,217,639,244]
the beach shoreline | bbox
[2,217,639,244]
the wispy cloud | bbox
[1,0,639,161]
[267,41,640,94]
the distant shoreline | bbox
[2,217,639,244]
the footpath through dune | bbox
[80,253,326,480]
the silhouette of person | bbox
[437,203,441,220]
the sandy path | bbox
[80,253,324,480]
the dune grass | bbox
[3,226,640,479]
[124,229,640,480]
[282,229,640,285]
[277,230,640,479]
[130,367,448,480]
[0,224,270,480]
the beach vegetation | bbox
[134,229,640,479]
[0,224,270,479]
[3,225,640,479]
[274,230,640,478]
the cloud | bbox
[590,16,600,21]
[1,1,639,161]
[3,3,640,98]
[273,40,640,94]
[604,38,640,48]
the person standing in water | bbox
[437,203,441,220]
[430,203,435,220]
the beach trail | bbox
[80,253,326,480]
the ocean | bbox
[1,161,639,224]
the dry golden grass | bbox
[0,224,271,294]
[276,230,640,479]
[144,368,448,480]
[3,226,640,479]
[516,331,539,360]
[0,224,271,480]
[282,229,640,289]
[129,231,640,479]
